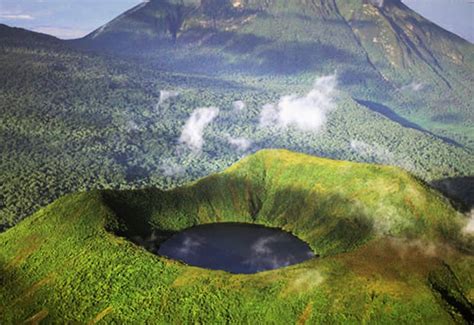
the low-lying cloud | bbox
[32,26,90,39]
[379,238,443,260]
[400,81,425,92]
[350,139,415,172]
[233,100,246,111]
[350,140,393,163]
[126,120,140,132]
[158,90,179,107]
[226,136,252,152]
[260,74,337,132]
[283,269,324,295]
[463,209,474,235]
[159,160,185,177]
[179,107,219,152]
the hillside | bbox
[1,2,473,323]
[1,23,473,229]
[77,0,474,147]
[1,150,473,323]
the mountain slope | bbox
[335,0,474,134]
[1,150,473,323]
[77,0,474,148]
[0,151,474,323]
[1,23,473,229]
[82,0,474,85]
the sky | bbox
[0,0,139,39]
[0,0,472,42]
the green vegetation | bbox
[1,0,473,322]
[80,0,474,146]
[1,22,473,229]
[1,150,472,323]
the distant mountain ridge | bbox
[76,0,473,148]
[0,23,61,45]
[80,0,472,74]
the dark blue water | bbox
[158,223,315,274]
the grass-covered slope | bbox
[1,150,473,323]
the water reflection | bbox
[158,223,315,274]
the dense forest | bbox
[0,23,472,227]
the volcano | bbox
[77,0,473,137]
[1,150,473,323]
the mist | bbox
[463,210,474,234]
[159,159,185,177]
[233,100,246,111]
[179,107,219,152]
[226,136,252,152]
[350,139,415,172]
[158,90,180,107]
[259,74,337,132]
[400,81,425,92]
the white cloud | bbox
[232,100,246,111]
[388,238,440,259]
[31,26,89,39]
[244,236,295,270]
[463,210,474,234]
[179,107,219,152]
[350,140,393,163]
[259,74,337,132]
[159,159,185,177]
[227,136,252,152]
[350,139,415,172]
[400,81,425,92]
[126,120,140,132]
[0,14,34,20]
[284,269,324,294]
[158,90,179,107]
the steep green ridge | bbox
[1,150,473,323]
[104,149,468,254]
[1,24,473,228]
[78,0,474,146]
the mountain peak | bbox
[74,0,472,140]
